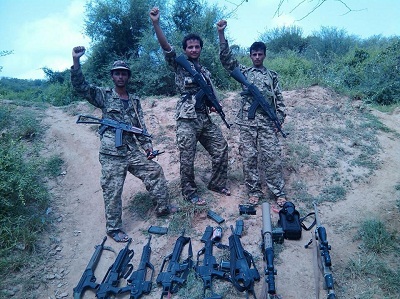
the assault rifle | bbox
[305,202,336,299]
[228,225,260,299]
[175,54,232,129]
[76,114,151,147]
[121,236,154,299]
[73,236,107,299]
[96,238,134,299]
[156,230,194,298]
[260,203,281,299]
[195,226,227,299]
[230,67,287,138]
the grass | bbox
[341,219,400,298]
[0,101,55,296]
[356,219,397,254]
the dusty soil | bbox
[34,86,400,299]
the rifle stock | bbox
[73,236,107,299]
[156,231,194,298]
[96,238,134,299]
[230,67,287,138]
[228,225,260,298]
[195,226,226,299]
[120,236,154,299]
[175,54,232,129]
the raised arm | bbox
[149,7,172,52]
[216,20,228,44]
[72,46,86,70]
[216,20,239,72]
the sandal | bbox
[248,196,259,206]
[210,187,231,196]
[276,197,287,208]
[189,195,207,206]
[107,229,129,243]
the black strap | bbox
[300,212,316,231]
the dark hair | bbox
[250,42,266,55]
[182,33,203,50]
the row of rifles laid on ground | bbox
[73,201,336,299]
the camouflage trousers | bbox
[99,149,169,233]
[239,120,285,199]
[176,113,228,199]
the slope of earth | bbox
[8,86,400,299]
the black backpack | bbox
[278,201,315,240]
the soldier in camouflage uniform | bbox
[217,20,287,207]
[71,46,171,242]
[150,7,230,205]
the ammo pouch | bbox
[278,201,302,240]
[278,201,316,240]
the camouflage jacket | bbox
[70,66,152,156]
[164,48,213,120]
[219,41,286,126]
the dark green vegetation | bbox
[0,0,399,298]
[0,102,63,288]
[1,0,399,106]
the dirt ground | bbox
[35,86,400,299]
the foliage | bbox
[357,219,397,254]
[0,1,399,106]
[0,103,51,269]
[260,25,307,53]
[0,50,14,73]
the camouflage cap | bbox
[110,60,130,72]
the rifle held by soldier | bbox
[73,236,107,299]
[76,114,151,147]
[175,54,232,129]
[230,67,287,138]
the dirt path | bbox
[39,97,400,299]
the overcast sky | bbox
[0,0,399,80]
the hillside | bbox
[8,86,400,299]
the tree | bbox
[260,25,307,54]
[83,0,150,83]
[0,50,13,73]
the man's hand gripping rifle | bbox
[305,201,336,299]
[195,226,227,299]
[156,230,194,298]
[230,67,287,138]
[76,115,151,147]
[175,54,232,129]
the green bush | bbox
[0,104,50,276]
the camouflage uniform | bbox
[164,48,228,200]
[219,40,286,200]
[71,66,169,233]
